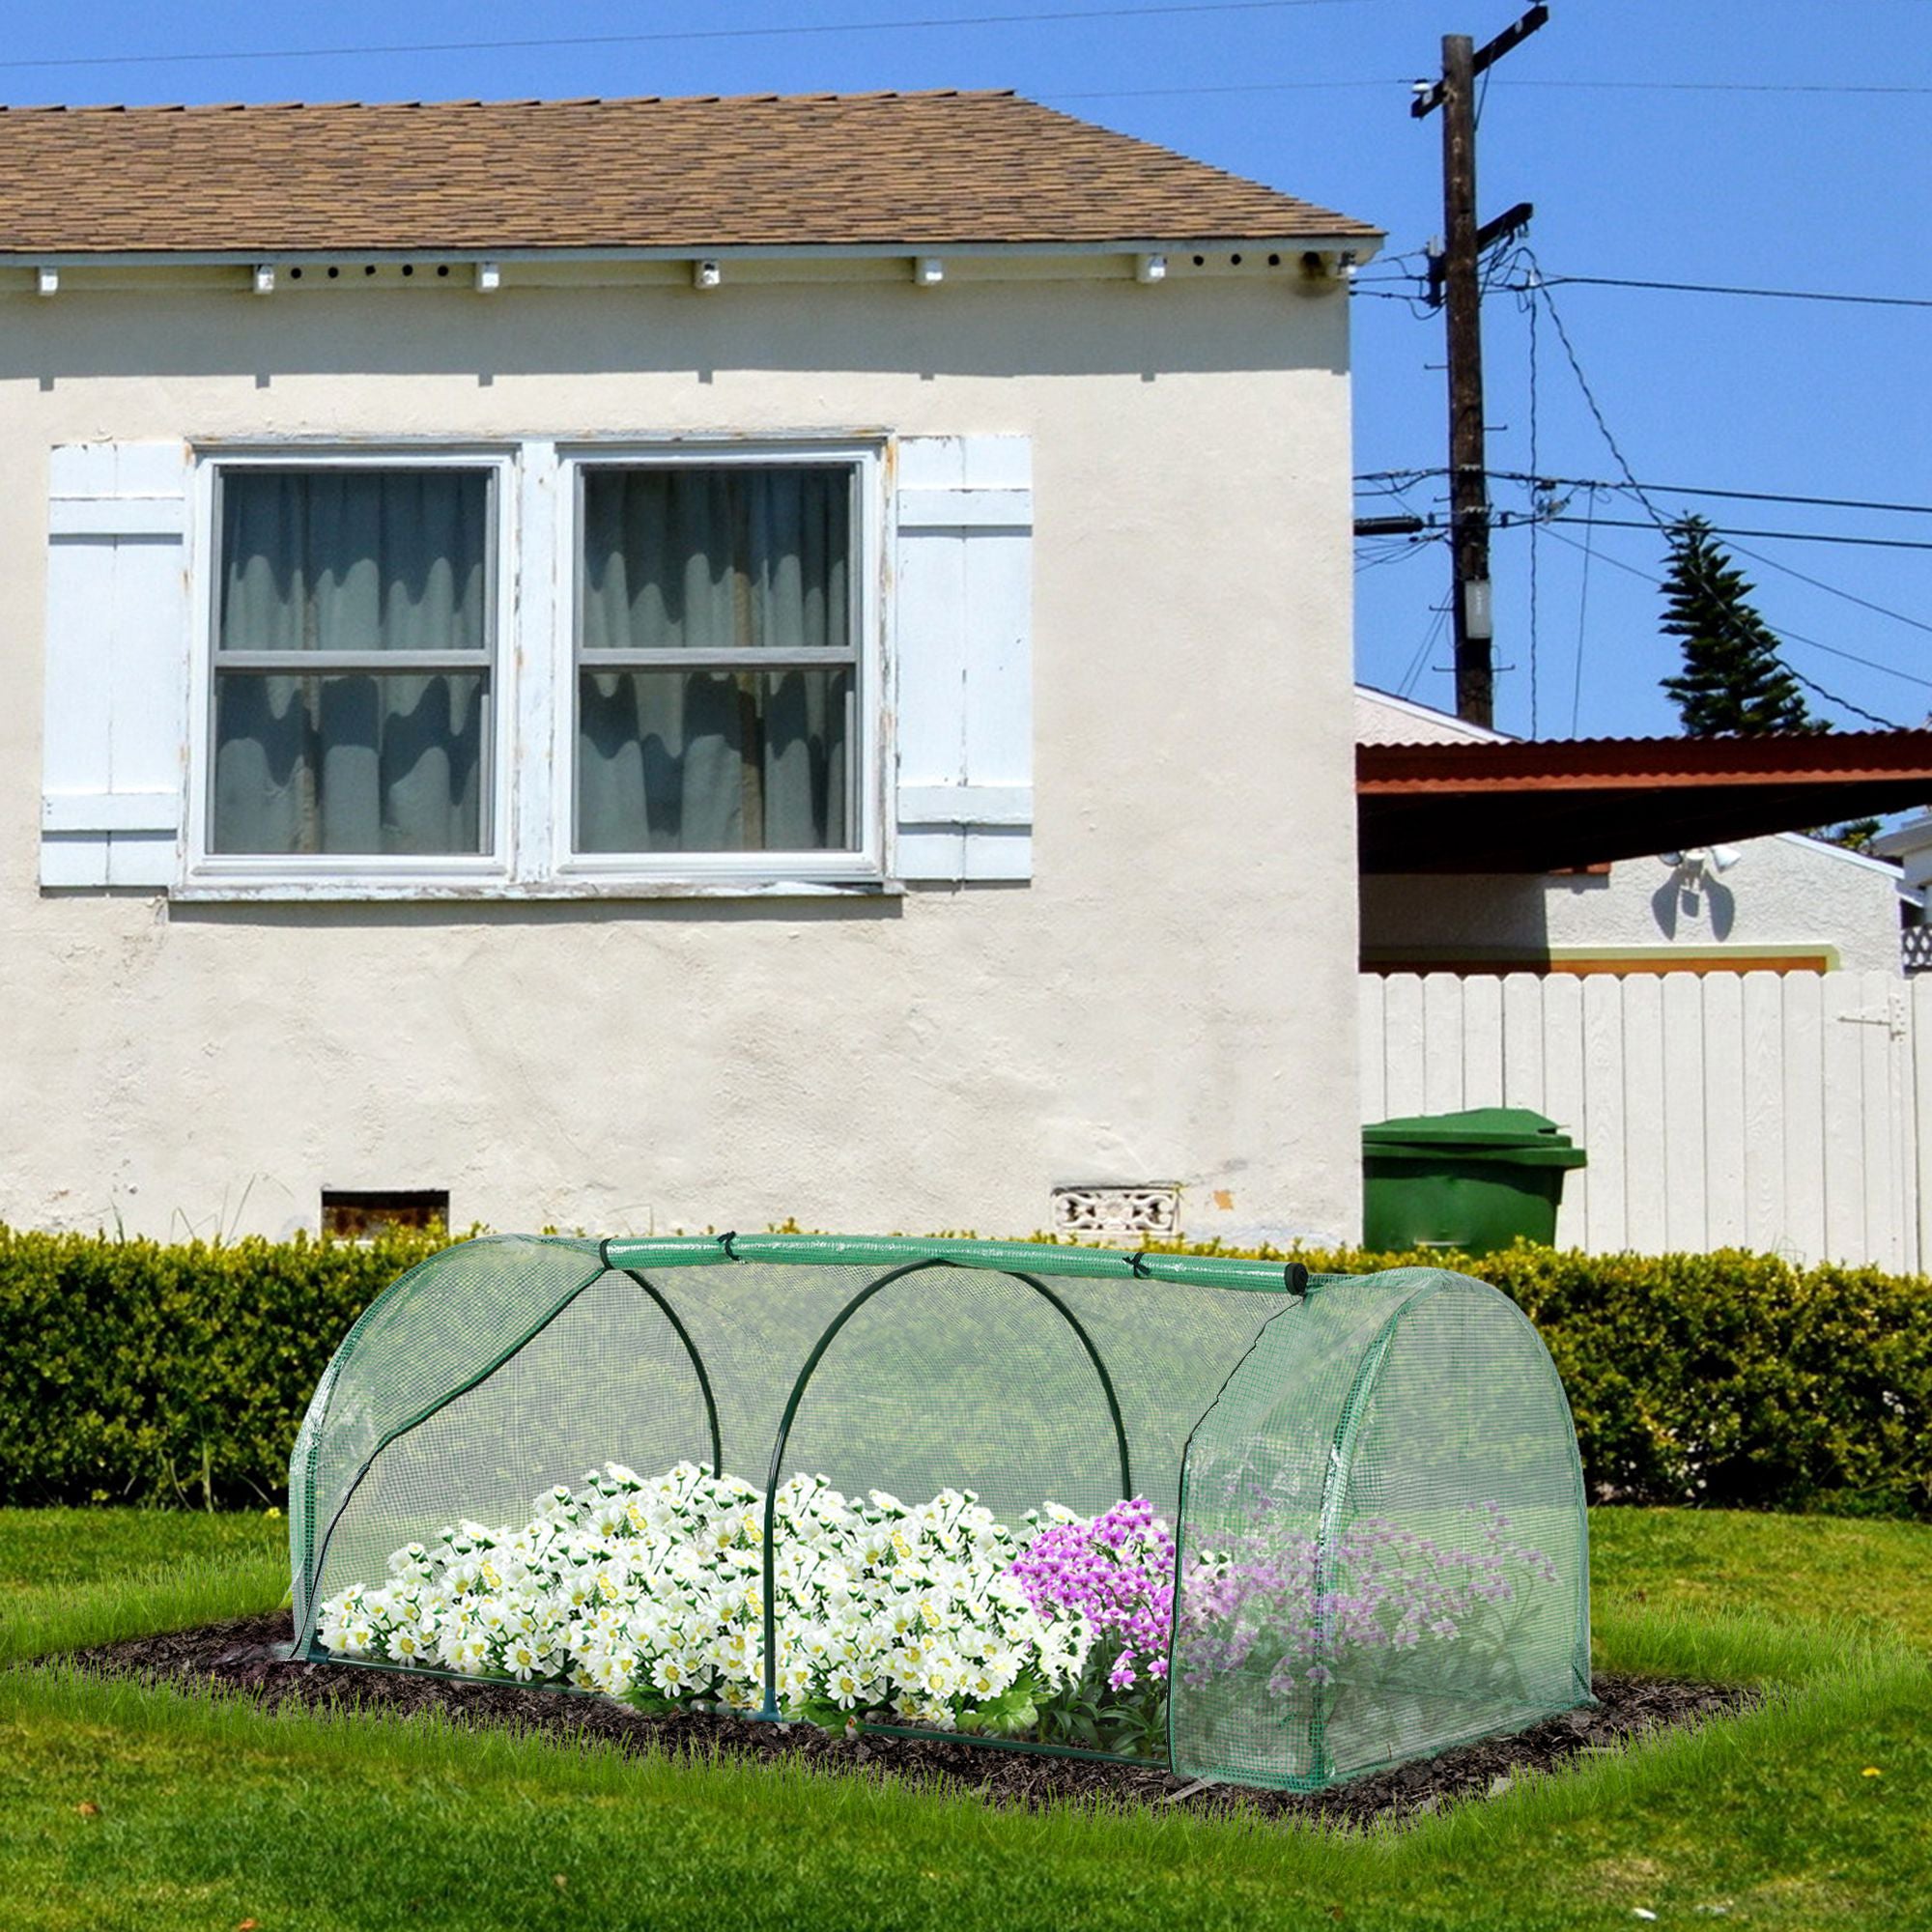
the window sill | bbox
[168,874,902,903]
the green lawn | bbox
[0,1508,1926,1931]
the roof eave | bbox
[0,234,1383,268]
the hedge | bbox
[2,1227,1927,1519]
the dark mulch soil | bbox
[63,1611,1757,1831]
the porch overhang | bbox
[1357,730,1932,874]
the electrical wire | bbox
[1051,78,1402,99]
[0,1,1389,74]
[1497,77,1932,97]
[1355,271,1932,312]
[1524,272,1932,312]
[1539,514,1932,554]
[1781,668,1903,730]
[1367,469,1932,523]
[1397,601,1450,701]
[1526,287,1542,738]
[1524,268,1667,525]
[1719,539,1932,641]
[1537,523,1932,697]
[1518,287,1901,726]
[1569,487,1597,736]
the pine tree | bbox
[1659,516,1825,736]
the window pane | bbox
[219,469,490,655]
[580,467,850,654]
[577,668,852,853]
[213,672,487,855]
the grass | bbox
[0,1508,287,1668]
[1589,1508,1932,1651]
[0,1508,1926,1930]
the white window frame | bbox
[184,444,517,894]
[549,439,885,888]
[179,437,888,899]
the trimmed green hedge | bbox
[2,1227,1927,1518]
[0,1228,446,1510]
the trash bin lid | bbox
[1362,1106,1585,1166]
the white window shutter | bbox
[893,435,1033,882]
[42,442,190,889]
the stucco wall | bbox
[1360,836,1905,973]
[0,270,1361,1245]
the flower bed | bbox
[316,1461,1559,1760]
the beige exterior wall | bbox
[1360,836,1907,974]
[0,269,1362,1246]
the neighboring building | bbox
[1355,687,1918,976]
[1,93,1379,1247]
[1870,814,1932,972]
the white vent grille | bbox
[1050,1184,1181,1241]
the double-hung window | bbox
[572,460,861,863]
[209,463,498,861]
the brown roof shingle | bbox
[0,90,1379,255]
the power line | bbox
[1512,267,1915,729]
[1523,270,1670,527]
[1355,271,1932,311]
[1527,280,1542,736]
[0,1,1382,74]
[1569,487,1597,736]
[1531,272,1932,312]
[1354,497,1932,555]
[1538,524,1932,696]
[1539,514,1932,554]
[1077,74,1932,104]
[1499,77,1932,97]
[1051,78,1401,99]
[1721,538,1932,642]
[1782,668,1902,731]
[1365,468,1932,522]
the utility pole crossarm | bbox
[1476,201,1535,255]
[1410,3,1549,117]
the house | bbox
[1355,686,1920,976]
[0,92,1380,1249]
[1869,813,1932,972]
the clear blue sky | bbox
[9,0,1929,742]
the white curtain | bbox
[576,468,852,853]
[212,469,489,855]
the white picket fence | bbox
[1359,971,1932,1269]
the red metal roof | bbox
[1357,730,1932,872]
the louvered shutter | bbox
[892,435,1033,882]
[41,442,190,889]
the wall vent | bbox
[1050,1184,1181,1241]
[322,1189,449,1238]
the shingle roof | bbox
[0,90,1379,256]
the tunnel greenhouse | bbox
[288,1234,1591,1790]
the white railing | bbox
[1360,971,1928,1270]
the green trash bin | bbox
[1362,1105,1585,1257]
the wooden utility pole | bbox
[1413,5,1548,728]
